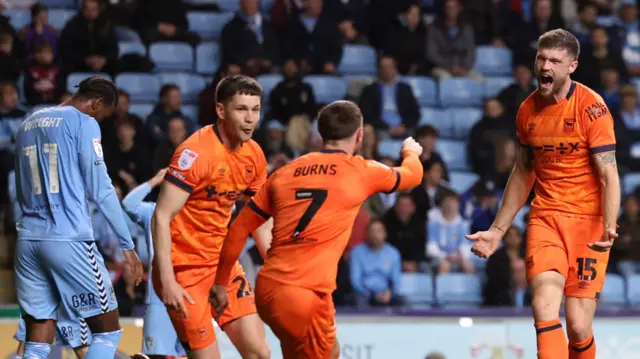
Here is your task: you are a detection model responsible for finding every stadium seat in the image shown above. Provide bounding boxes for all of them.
[439,78,484,107]
[256,74,282,100]
[66,72,111,93]
[623,173,640,194]
[627,275,640,307]
[158,73,206,103]
[115,73,161,102]
[39,0,77,7]
[344,75,375,100]
[399,273,434,306]
[195,42,220,74]
[474,46,513,76]
[304,76,347,104]
[435,139,468,171]
[5,9,29,31]
[149,42,194,72]
[600,274,627,308]
[181,104,198,123]
[128,103,154,120]
[48,9,75,30]
[188,12,234,40]
[338,45,377,75]
[448,108,483,139]
[484,76,514,98]
[377,139,403,159]
[118,41,146,57]
[512,206,529,232]
[419,108,453,137]
[401,76,438,107]
[435,273,482,308]
[447,172,479,194]
[217,0,240,12]
[596,15,616,27]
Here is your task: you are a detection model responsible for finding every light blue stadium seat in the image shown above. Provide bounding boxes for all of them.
[512,206,529,232]
[5,9,29,31]
[158,73,206,103]
[448,108,483,139]
[377,139,403,159]
[66,72,111,93]
[596,16,616,27]
[305,76,347,104]
[419,108,453,137]
[181,104,198,123]
[115,73,161,102]
[128,103,154,120]
[623,173,640,194]
[338,45,377,75]
[401,76,437,107]
[447,172,479,194]
[627,275,640,307]
[600,274,627,308]
[439,78,484,107]
[435,273,482,308]
[118,41,146,57]
[399,273,434,306]
[195,42,220,74]
[474,46,512,76]
[48,9,75,30]
[217,0,240,12]
[39,0,76,7]
[484,76,514,98]
[256,74,283,100]
[435,139,468,171]
[149,42,194,72]
[188,12,234,40]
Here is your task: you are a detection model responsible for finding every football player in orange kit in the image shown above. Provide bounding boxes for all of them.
[209,100,424,359]
[466,29,620,359]
[151,75,272,359]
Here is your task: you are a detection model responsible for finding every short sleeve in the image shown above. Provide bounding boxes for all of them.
[246,175,273,220]
[165,140,204,193]
[362,159,401,194]
[580,94,616,154]
[244,145,268,197]
[515,105,529,147]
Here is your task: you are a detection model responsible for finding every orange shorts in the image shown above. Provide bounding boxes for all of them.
[526,216,610,300]
[255,275,336,359]
[152,263,256,351]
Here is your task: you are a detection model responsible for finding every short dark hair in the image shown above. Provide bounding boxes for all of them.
[159,84,179,98]
[34,41,52,53]
[73,76,119,107]
[440,189,460,202]
[31,3,47,18]
[118,89,130,101]
[538,29,580,59]
[317,100,362,141]
[215,74,262,104]
[415,124,439,139]
[0,33,12,44]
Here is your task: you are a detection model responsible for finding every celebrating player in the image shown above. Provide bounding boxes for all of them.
[151,75,271,359]
[466,29,620,359]
[211,100,424,359]
[13,76,144,359]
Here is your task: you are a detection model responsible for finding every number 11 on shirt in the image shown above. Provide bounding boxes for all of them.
[23,143,60,194]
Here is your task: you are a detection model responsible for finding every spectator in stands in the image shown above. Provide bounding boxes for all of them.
[384,4,427,75]
[147,84,193,144]
[569,2,598,46]
[382,193,426,273]
[415,125,449,181]
[427,191,475,274]
[220,0,279,77]
[359,56,420,137]
[363,156,398,220]
[0,81,26,122]
[262,120,294,160]
[574,26,628,90]
[483,226,530,307]
[469,180,500,232]
[100,89,148,151]
[334,207,371,306]
[366,0,414,50]
[60,0,119,74]
[482,136,516,190]
[18,4,57,60]
[608,0,638,61]
[133,0,200,46]
[614,85,640,171]
[198,64,242,126]
[283,0,344,75]
[268,60,317,126]
[469,99,514,177]
[350,219,406,309]
[426,0,482,81]
[597,68,622,113]
[509,0,564,64]
[0,32,20,83]
[497,64,536,122]
[462,0,507,46]
[105,117,153,192]
[24,42,63,106]
[411,161,449,219]
[152,116,188,172]
[613,195,640,275]
[359,123,379,160]
[338,18,367,45]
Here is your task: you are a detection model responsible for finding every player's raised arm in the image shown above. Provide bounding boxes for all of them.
[122,168,166,226]
[365,137,424,194]
[243,149,273,258]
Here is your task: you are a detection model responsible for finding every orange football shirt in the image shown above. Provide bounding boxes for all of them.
[516,81,616,218]
[164,124,267,267]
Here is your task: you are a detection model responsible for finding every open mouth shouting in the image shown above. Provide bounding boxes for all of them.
[539,74,553,90]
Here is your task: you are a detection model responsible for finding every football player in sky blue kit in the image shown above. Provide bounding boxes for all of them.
[13,76,144,359]
[121,168,187,359]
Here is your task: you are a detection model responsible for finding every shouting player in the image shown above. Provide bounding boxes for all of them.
[466,29,620,359]
[13,76,144,359]
[151,75,272,359]
[211,100,424,358]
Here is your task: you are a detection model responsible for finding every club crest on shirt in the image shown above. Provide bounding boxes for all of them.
[92,138,103,158]
[564,118,575,134]
[245,164,254,181]
[178,149,198,170]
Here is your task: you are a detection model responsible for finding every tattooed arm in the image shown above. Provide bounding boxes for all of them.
[593,152,621,231]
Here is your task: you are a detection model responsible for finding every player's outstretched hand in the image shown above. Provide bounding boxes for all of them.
[588,227,618,252]
[465,227,504,258]
[123,249,144,286]
[401,137,423,157]
[148,168,168,187]
[162,278,195,318]
[209,284,229,320]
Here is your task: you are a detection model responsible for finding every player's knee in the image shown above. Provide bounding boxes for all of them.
[250,343,270,359]
[566,316,592,342]
[332,339,341,359]
[531,295,560,321]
